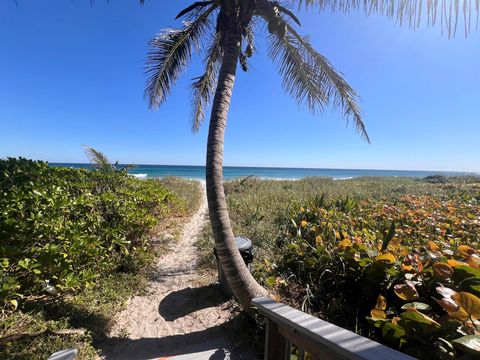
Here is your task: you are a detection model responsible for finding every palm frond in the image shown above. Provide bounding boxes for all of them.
[191,33,223,132]
[245,21,256,55]
[268,22,369,141]
[296,0,480,37]
[239,22,256,72]
[83,145,115,172]
[274,2,302,26]
[268,31,326,112]
[145,5,217,109]
[118,164,137,172]
[176,1,214,19]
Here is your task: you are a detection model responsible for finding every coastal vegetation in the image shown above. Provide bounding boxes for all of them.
[0,158,201,359]
[1,157,478,359]
[198,176,480,359]
[143,0,479,309]
[3,1,480,358]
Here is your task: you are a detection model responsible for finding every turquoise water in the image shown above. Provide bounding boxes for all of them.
[51,163,476,180]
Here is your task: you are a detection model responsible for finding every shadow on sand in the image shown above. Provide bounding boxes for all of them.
[159,284,228,322]
[100,319,254,359]
[99,284,256,359]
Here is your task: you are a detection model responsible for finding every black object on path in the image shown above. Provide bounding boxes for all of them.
[214,237,254,298]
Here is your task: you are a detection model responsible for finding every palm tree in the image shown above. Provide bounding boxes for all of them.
[83,145,136,173]
[83,145,115,172]
[143,0,478,308]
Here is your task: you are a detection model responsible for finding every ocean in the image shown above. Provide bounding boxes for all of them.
[50,163,476,180]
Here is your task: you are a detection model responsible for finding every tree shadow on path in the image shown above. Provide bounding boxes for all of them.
[98,284,256,359]
[159,284,228,321]
[99,319,255,359]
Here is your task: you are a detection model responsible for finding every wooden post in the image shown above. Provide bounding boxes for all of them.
[265,319,291,360]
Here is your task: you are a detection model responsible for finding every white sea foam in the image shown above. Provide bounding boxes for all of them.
[258,177,300,181]
[333,176,355,181]
[131,173,148,179]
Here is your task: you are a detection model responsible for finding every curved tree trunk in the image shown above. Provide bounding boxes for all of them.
[206,25,268,308]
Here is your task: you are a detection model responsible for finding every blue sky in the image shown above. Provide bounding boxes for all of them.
[0,1,479,172]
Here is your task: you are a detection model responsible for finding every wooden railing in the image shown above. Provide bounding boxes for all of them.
[252,297,416,360]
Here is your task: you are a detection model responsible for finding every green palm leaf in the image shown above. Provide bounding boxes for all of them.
[191,32,223,132]
[145,5,217,109]
[296,0,479,37]
[176,1,214,19]
[83,145,114,172]
[268,22,369,141]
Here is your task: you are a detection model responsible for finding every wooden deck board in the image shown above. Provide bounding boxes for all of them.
[252,297,415,360]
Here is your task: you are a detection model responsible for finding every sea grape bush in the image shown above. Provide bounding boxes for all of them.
[0,158,177,309]
[267,193,480,359]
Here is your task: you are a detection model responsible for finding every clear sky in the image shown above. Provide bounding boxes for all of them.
[1,1,479,172]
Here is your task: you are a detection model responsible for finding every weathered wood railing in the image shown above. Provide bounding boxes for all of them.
[252,297,416,360]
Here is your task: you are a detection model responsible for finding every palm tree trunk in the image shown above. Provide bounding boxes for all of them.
[206,26,268,308]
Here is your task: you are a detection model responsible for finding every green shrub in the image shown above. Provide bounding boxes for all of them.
[269,194,480,359]
[0,158,176,308]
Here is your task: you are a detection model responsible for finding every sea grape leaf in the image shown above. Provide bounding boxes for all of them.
[458,245,476,259]
[358,257,373,267]
[409,309,440,327]
[434,297,460,313]
[381,322,405,345]
[375,253,396,264]
[460,278,480,297]
[433,262,454,280]
[454,266,480,283]
[452,292,480,320]
[338,239,352,250]
[376,294,387,310]
[394,281,419,301]
[452,335,480,354]
[467,254,480,269]
[399,247,409,257]
[448,259,470,268]
[449,308,470,322]
[370,308,387,320]
[401,302,432,311]
[428,250,443,261]
[428,240,440,251]
[399,309,441,332]
[437,285,458,299]
[389,237,402,248]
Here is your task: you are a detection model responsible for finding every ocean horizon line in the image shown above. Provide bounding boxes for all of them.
[50,162,478,174]
[50,163,478,180]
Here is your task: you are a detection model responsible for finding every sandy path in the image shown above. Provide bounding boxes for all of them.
[101,181,240,359]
